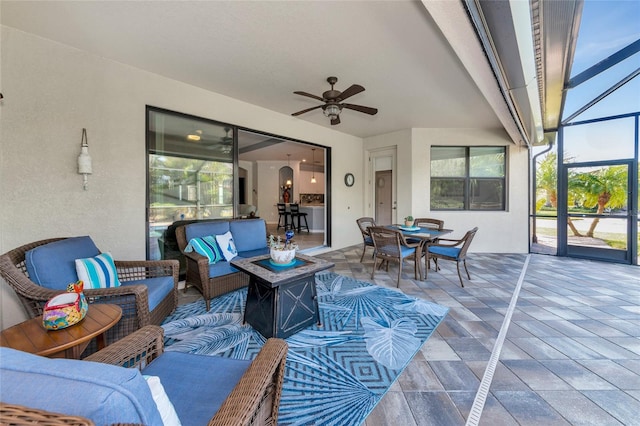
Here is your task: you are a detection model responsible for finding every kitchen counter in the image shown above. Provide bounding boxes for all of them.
[299,205,324,232]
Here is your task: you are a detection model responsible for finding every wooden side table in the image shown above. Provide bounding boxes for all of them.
[0,304,122,359]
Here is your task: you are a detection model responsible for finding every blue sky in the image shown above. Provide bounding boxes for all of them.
[563,0,640,122]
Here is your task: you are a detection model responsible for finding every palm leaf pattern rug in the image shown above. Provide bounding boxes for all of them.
[162,272,448,425]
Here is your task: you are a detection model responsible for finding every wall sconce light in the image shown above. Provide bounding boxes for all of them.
[77,128,92,190]
[310,148,317,183]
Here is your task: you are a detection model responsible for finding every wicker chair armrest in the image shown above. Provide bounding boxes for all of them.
[82,285,149,330]
[84,325,164,369]
[0,402,95,426]
[398,233,421,249]
[428,238,463,248]
[114,259,178,282]
[209,338,288,426]
[182,250,205,263]
[181,251,213,286]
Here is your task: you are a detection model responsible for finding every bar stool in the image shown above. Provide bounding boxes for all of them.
[289,204,309,233]
[277,203,291,230]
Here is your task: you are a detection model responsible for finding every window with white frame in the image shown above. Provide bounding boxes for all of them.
[430,146,506,210]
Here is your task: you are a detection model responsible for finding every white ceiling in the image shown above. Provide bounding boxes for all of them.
[1,0,506,161]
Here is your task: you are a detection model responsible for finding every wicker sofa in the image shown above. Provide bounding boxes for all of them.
[0,325,288,426]
[176,218,269,311]
[0,237,178,347]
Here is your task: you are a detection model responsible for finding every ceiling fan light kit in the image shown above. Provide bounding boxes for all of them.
[292,76,378,125]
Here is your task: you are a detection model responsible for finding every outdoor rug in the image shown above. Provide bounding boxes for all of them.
[161,272,449,425]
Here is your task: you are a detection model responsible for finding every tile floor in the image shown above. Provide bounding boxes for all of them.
[179,245,640,425]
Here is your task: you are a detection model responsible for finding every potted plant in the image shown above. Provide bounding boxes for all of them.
[268,231,298,264]
[404,215,414,227]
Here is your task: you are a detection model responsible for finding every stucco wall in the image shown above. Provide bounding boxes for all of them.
[0,26,530,329]
[363,128,529,253]
[411,128,529,252]
[0,26,364,328]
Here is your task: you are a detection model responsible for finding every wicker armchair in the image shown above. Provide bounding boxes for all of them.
[0,326,288,426]
[369,226,421,286]
[356,217,376,262]
[0,238,179,347]
[426,227,478,287]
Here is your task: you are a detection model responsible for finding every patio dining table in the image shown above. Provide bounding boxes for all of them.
[387,225,453,280]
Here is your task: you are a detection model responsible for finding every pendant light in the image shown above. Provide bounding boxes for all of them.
[311,149,317,184]
[285,154,292,186]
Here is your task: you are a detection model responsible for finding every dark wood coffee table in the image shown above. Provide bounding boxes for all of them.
[231,253,334,339]
[0,304,122,358]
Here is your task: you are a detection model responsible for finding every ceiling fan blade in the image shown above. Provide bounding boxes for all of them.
[293,91,324,101]
[331,115,341,125]
[343,103,378,115]
[339,84,365,101]
[291,105,322,116]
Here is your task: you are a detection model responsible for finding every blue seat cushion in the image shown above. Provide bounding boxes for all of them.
[230,219,267,252]
[25,236,100,290]
[428,246,461,259]
[142,351,251,426]
[237,247,269,259]
[121,276,174,311]
[208,261,239,278]
[185,221,230,243]
[379,244,415,259]
[364,236,374,245]
[0,347,163,425]
[206,247,269,279]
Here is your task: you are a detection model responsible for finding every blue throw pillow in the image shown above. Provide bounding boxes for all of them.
[75,252,121,289]
[185,236,223,264]
[25,236,100,290]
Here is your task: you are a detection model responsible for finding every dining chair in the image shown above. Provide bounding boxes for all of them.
[277,203,291,230]
[425,227,478,287]
[414,218,444,231]
[289,204,309,232]
[356,217,376,262]
[410,218,445,272]
[369,226,421,286]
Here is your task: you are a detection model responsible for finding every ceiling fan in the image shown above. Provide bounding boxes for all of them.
[215,127,233,154]
[291,76,378,125]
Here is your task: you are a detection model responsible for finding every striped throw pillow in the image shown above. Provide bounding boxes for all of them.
[185,236,223,264]
[75,252,121,289]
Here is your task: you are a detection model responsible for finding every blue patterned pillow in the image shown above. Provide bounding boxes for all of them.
[75,252,121,289]
[185,236,223,264]
[215,231,238,261]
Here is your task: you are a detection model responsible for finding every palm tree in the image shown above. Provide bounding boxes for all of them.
[570,165,628,237]
[536,152,583,236]
[536,152,557,208]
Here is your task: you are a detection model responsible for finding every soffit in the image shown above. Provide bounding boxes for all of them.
[1,0,505,140]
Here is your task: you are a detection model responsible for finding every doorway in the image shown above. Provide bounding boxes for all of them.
[560,161,636,263]
[368,148,397,225]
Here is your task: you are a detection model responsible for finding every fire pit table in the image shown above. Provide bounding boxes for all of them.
[231,253,334,339]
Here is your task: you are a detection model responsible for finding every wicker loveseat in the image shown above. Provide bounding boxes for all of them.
[176,218,269,311]
[0,325,288,426]
[0,237,178,347]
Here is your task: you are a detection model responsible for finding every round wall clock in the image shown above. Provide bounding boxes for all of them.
[344,173,355,187]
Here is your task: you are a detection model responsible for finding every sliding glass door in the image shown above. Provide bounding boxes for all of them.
[146,107,236,273]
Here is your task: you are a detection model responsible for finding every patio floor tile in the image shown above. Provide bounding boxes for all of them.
[491,390,571,425]
[178,250,639,425]
[536,390,624,426]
